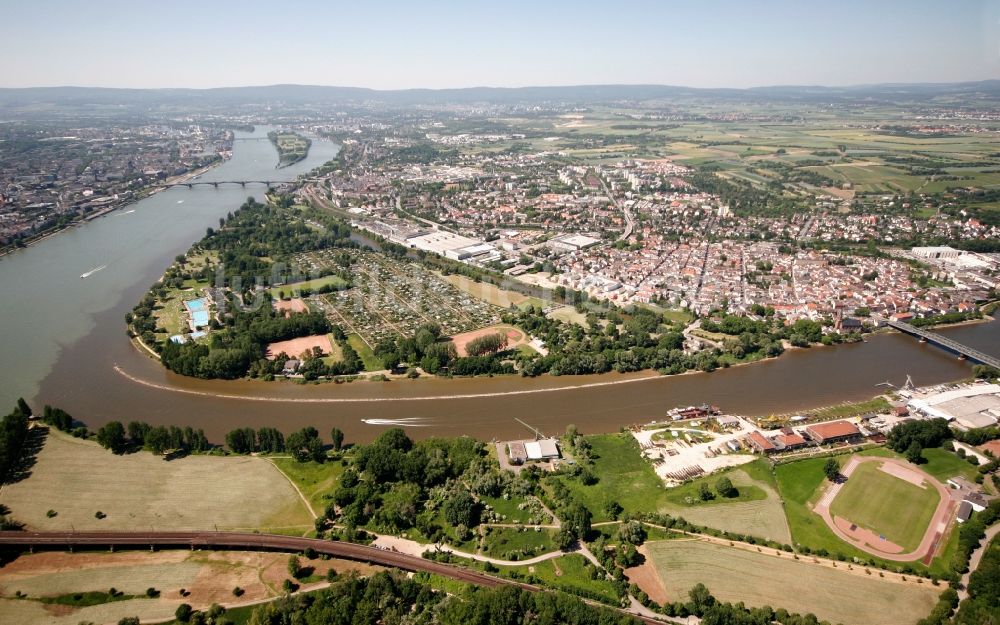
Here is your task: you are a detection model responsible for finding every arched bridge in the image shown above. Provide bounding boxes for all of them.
[889,320,1000,368]
[165,180,279,189]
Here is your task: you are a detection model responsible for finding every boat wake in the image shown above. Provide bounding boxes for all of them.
[80,264,107,279]
[361,418,429,427]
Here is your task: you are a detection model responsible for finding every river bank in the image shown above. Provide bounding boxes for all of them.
[0,160,226,261]
[5,129,998,446]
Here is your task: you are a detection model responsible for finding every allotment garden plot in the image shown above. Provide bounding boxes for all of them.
[294,249,500,348]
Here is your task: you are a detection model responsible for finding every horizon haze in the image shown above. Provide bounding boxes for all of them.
[2,0,998,90]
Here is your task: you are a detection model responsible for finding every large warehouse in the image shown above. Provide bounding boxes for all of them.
[908,383,1000,429]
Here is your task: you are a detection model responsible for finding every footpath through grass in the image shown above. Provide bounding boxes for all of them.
[513,554,620,604]
[270,457,344,515]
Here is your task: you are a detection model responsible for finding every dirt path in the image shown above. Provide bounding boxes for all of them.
[812,456,955,562]
[958,522,1000,600]
[265,458,318,520]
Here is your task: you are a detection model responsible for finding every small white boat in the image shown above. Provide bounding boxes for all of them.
[80,264,107,279]
[361,418,427,427]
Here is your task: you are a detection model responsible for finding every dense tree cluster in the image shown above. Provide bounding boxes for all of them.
[94,420,209,455]
[886,418,953,453]
[505,306,787,377]
[200,198,352,290]
[245,570,640,625]
[0,401,30,482]
[465,332,509,357]
[953,533,1000,624]
[287,426,325,462]
[328,428,487,537]
[372,323,514,377]
[159,304,335,379]
[40,405,74,432]
[225,427,286,454]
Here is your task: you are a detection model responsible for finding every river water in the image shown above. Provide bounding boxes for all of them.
[2,129,998,444]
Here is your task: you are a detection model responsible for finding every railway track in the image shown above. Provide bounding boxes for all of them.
[0,531,673,624]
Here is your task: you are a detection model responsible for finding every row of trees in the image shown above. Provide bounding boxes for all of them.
[225,425,337,462]
[95,420,210,456]
[0,400,31,482]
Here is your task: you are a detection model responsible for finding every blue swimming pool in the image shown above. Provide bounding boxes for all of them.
[185,298,208,312]
[184,298,210,328]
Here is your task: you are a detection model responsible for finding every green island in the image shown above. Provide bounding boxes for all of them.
[267,130,311,167]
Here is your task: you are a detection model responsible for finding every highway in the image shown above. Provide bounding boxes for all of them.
[0,531,674,624]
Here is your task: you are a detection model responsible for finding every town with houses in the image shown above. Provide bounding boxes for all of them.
[0,124,232,248]
[303,134,1000,329]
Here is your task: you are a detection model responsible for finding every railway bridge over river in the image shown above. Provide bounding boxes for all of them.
[164,180,280,189]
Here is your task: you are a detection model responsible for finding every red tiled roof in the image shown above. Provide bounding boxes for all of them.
[747,431,775,451]
[777,433,807,447]
[807,420,860,440]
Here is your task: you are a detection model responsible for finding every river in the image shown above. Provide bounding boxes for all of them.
[1,129,998,445]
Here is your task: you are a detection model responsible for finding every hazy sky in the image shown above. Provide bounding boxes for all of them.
[3,0,999,89]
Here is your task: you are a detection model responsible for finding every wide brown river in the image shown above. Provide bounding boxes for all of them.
[3,129,999,444]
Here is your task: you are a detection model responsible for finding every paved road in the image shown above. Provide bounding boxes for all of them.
[0,530,671,624]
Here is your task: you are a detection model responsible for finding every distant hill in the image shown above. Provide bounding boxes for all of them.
[1,80,998,108]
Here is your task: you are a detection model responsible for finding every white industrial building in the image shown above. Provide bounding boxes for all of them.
[907,383,1000,429]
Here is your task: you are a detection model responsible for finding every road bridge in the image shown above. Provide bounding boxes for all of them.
[888,320,1000,368]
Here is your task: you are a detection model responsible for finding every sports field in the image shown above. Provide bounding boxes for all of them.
[266,333,335,361]
[828,460,940,552]
[645,539,939,625]
[450,324,526,357]
[0,430,312,532]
